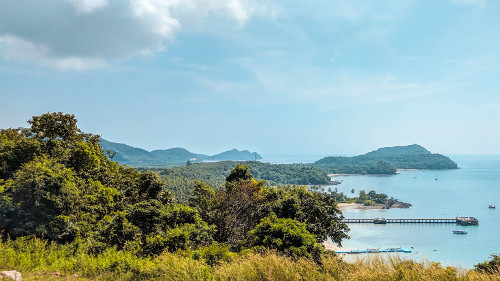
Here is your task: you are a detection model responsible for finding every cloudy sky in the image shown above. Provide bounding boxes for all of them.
[1,0,499,155]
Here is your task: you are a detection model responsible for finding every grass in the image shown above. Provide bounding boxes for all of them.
[1,237,499,280]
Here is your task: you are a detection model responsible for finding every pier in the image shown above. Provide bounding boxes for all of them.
[342,217,478,225]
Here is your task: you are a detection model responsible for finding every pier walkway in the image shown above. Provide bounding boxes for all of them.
[342,217,478,225]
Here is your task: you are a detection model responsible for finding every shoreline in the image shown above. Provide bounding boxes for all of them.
[338,202,386,210]
[323,240,347,252]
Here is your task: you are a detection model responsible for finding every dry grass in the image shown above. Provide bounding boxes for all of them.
[1,238,499,280]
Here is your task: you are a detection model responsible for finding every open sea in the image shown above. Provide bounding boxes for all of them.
[261,154,500,268]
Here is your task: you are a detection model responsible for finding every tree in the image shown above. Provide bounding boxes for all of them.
[475,254,500,274]
[189,165,266,249]
[0,112,211,255]
[257,186,349,245]
[246,213,323,261]
[28,112,82,141]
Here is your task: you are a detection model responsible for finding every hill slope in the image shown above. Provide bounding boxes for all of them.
[314,144,457,174]
[100,139,262,167]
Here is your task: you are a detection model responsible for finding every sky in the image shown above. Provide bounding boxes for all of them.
[1,0,500,156]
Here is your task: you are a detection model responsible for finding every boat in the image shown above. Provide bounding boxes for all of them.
[335,248,412,254]
[489,205,496,209]
[373,218,387,224]
[329,179,343,185]
[456,216,479,225]
[453,230,467,234]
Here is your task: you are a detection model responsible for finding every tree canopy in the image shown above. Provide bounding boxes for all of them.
[0,112,349,262]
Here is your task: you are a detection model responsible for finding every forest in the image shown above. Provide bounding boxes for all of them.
[313,144,457,175]
[145,161,330,203]
[0,113,497,280]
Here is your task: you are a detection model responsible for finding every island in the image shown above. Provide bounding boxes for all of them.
[313,144,457,175]
[100,138,262,167]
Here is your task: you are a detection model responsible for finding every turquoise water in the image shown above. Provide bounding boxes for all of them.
[330,155,500,267]
[261,154,500,267]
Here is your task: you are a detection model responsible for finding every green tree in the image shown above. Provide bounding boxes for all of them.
[0,112,211,256]
[246,213,323,261]
[475,254,500,274]
[257,185,349,245]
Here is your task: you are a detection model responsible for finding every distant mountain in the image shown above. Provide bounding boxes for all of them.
[208,149,260,161]
[100,139,262,167]
[364,144,431,157]
[314,144,457,174]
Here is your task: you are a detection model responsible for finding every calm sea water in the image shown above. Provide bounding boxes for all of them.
[262,154,500,267]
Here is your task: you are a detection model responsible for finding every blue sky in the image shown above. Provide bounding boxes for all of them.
[1,0,499,155]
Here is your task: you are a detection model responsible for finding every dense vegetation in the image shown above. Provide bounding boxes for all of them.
[0,113,348,275]
[146,161,330,203]
[1,238,498,280]
[100,139,262,167]
[314,144,457,174]
[0,113,497,280]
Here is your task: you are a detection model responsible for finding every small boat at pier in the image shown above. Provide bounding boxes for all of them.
[453,230,467,234]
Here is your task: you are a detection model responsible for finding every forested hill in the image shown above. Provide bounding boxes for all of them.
[100,139,262,166]
[144,161,330,203]
[314,144,457,175]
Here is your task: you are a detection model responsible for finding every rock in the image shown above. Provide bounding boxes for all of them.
[0,271,22,281]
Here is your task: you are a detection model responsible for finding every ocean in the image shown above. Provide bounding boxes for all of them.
[261,154,500,268]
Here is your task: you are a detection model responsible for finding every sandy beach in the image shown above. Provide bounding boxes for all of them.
[338,202,386,210]
[323,240,346,252]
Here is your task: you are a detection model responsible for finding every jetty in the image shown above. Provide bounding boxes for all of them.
[336,248,412,254]
[342,217,478,225]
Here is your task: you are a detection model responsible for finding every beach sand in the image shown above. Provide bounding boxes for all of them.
[338,202,385,210]
[323,240,345,251]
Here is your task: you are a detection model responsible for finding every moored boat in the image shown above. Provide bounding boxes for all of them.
[453,230,467,234]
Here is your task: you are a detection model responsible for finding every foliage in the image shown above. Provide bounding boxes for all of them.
[475,254,500,274]
[256,185,349,245]
[246,213,323,261]
[148,161,329,204]
[314,144,457,175]
[190,164,266,249]
[100,138,262,167]
[356,190,388,204]
[192,242,234,266]
[0,112,211,255]
[315,154,456,175]
[1,237,500,280]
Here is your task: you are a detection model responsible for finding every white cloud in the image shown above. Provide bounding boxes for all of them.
[0,0,259,70]
[0,34,105,70]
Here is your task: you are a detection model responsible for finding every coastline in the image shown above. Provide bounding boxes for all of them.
[338,203,386,210]
[323,240,346,252]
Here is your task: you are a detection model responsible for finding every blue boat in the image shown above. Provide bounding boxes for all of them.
[336,247,412,254]
[453,230,467,234]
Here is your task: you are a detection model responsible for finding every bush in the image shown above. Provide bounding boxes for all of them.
[363,200,376,206]
[193,242,234,266]
[246,213,323,262]
[475,254,500,274]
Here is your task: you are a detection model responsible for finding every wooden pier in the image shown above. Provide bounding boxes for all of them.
[343,217,478,225]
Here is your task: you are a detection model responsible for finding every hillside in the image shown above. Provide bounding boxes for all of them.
[100,139,262,166]
[145,161,330,203]
[314,144,457,174]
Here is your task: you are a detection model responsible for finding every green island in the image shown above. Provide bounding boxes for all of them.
[0,113,497,281]
[313,144,458,175]
[100,139,262,167]
[322,187,412,209]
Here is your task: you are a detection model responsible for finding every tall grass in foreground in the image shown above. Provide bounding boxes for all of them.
[1,238,499,280]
